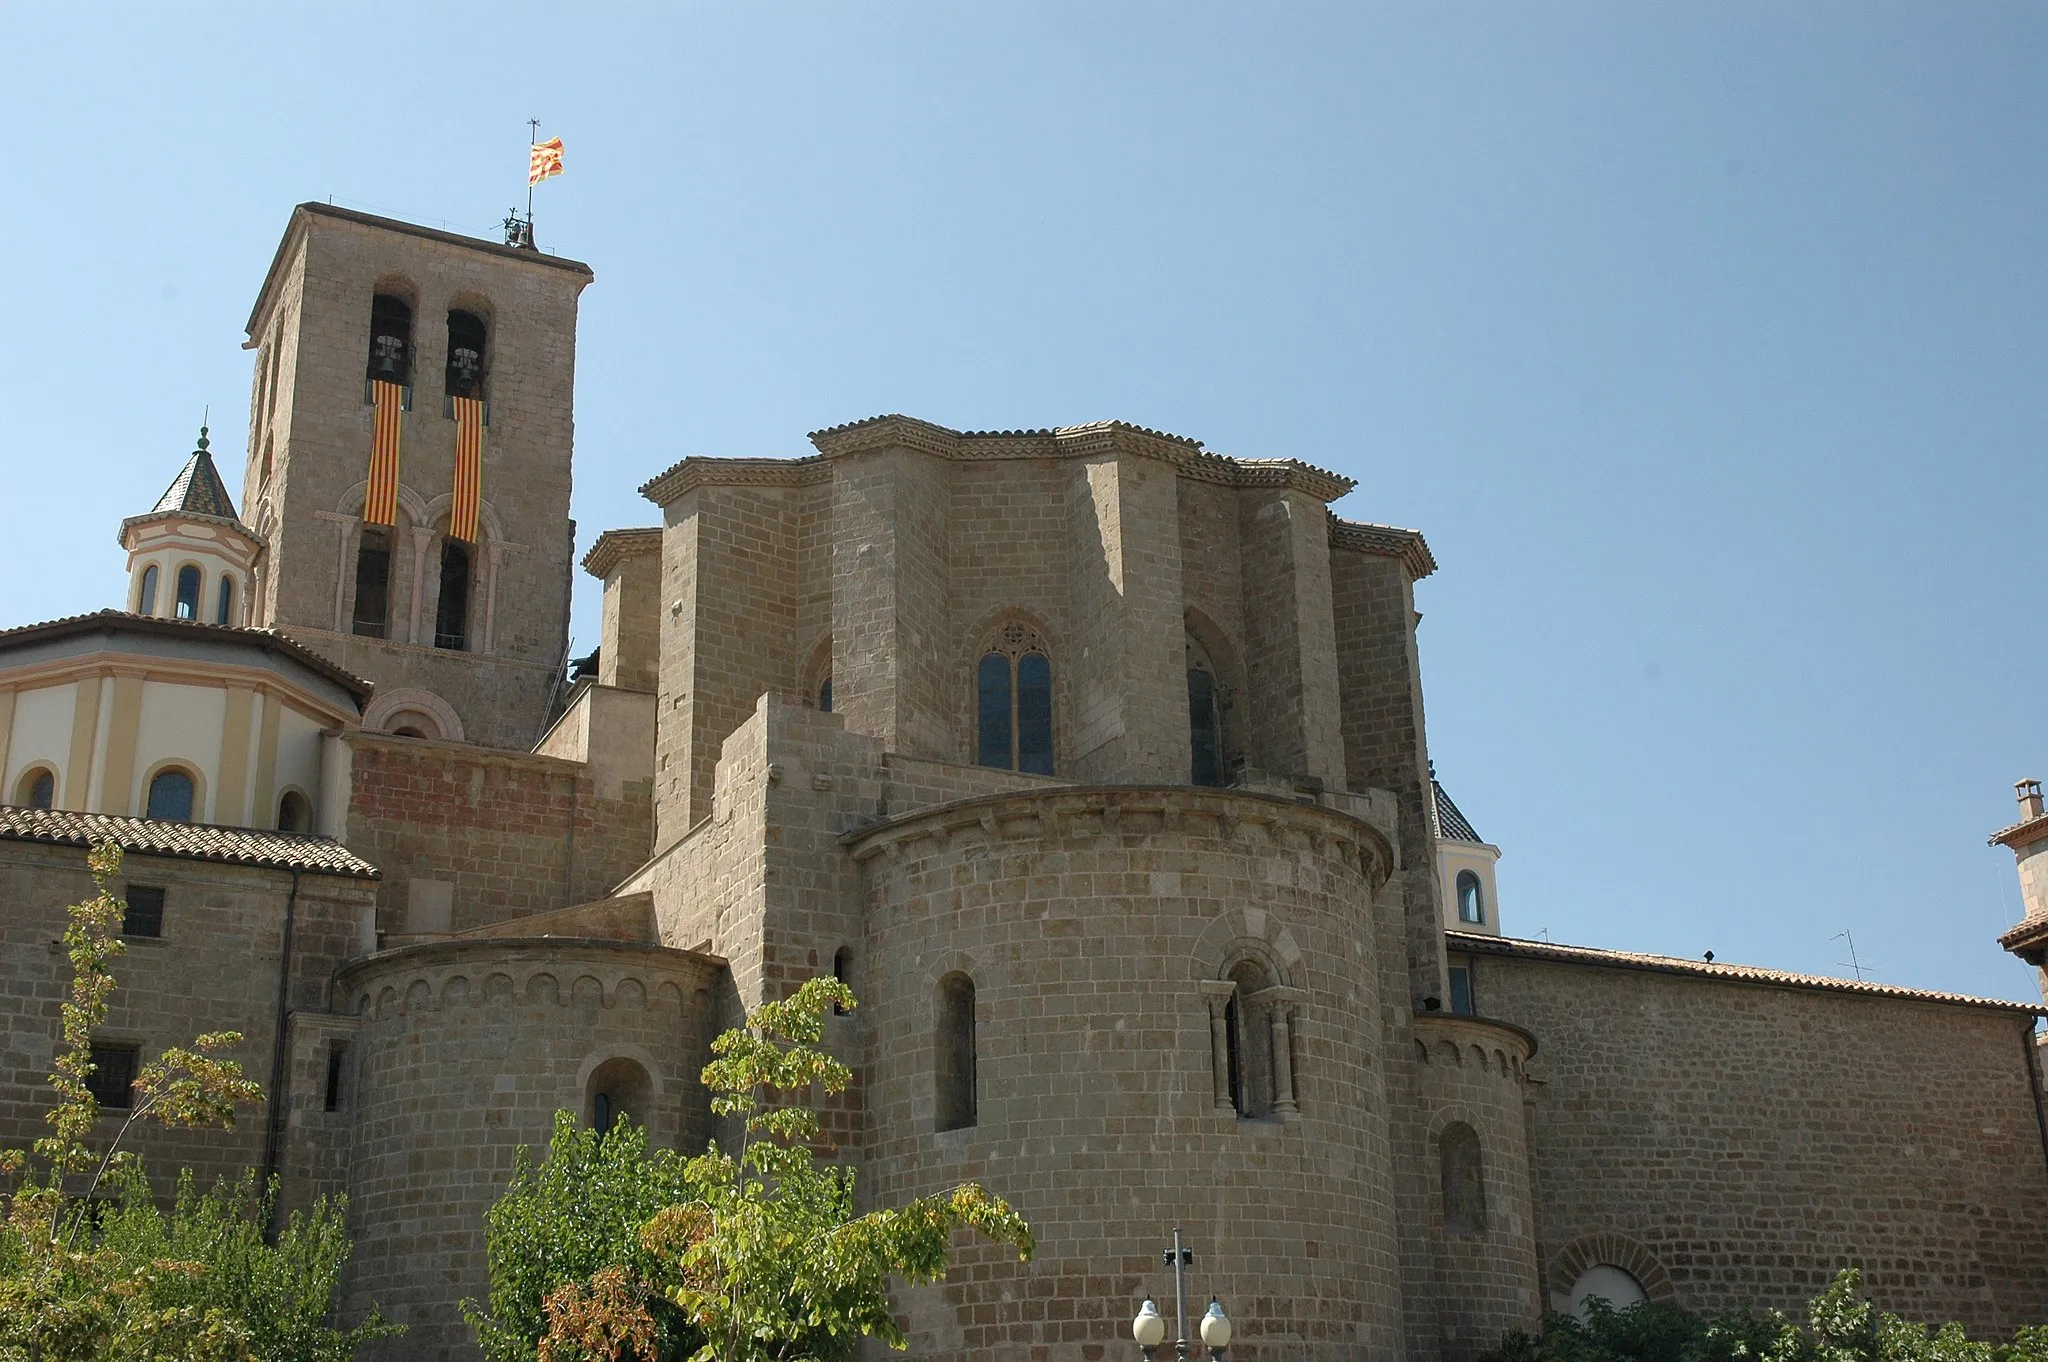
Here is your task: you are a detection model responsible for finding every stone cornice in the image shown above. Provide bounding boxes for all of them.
[580,527,664,579]
[119,509,263,552]
[639,415,1358,507]
[335,935,727,1002]
[1411,1010,1539,1062]
[1329,514,1437,581]
[1989,812,2048,852]
[638,456,831,507]
[1997,915,2048,966]
[839,784,1395,887]
[246,202,592,342]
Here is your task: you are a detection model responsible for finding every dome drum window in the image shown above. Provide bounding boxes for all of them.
[145,767,196,823]
[1456,871,1486,926]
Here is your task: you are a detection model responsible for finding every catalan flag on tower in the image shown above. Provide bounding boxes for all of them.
[449,397,485,543]
[529,136,565,187]
[365,380,404,527]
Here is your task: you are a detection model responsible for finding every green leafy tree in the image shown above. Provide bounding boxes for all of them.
[0,843,398,1361]
[475,977,1033,1362]
[464,1113,703,1362]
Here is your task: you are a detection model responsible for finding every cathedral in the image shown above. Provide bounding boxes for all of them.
[2,202,2045,1362]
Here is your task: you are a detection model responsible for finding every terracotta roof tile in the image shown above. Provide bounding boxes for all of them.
[1448,931,2044,1015]
[0,806,379,879]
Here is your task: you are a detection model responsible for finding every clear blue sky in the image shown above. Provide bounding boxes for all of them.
[5,4,2045,1004]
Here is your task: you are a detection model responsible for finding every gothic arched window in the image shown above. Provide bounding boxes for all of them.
[173,566,201,621]
[352,528,391,639]
[1440,1122,1487,1237]
[1457,871,1485,925]
[215,575,235,627]
[434,540,470,651]
[366,294,413,387]
[935,972,977,1132]
[146,768,196,822]
[974,621,1053,775]
[136,565,159,616]
[445,309,488,399]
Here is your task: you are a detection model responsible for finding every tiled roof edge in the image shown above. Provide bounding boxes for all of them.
[1449,931,2045,1015]
[0,805,380,879]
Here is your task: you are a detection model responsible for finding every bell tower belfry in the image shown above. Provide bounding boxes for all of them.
[238,203,593,749]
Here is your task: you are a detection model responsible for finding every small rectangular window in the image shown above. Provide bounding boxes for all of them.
[121,886,165,939]
[86,1044,140,1109]
[1448,966,1474,1017]
[324,1042,349,1113]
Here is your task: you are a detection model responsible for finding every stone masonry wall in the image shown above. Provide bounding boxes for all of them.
[342,731,651,935]
[1331,543,1446,1011]
[0,843,375,1214]
[847,786,1403,1362]
[1473,952,2048,1336]
[248,207,591,750]
[338,939,720,1362]
[1397,1016,1542,1362]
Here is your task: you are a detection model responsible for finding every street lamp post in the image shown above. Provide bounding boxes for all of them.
[1131,1229,1231,1362]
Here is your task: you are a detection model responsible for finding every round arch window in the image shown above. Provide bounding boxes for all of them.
[1456,870,1485,925]
[585,1057,653,1137]
[1569,1265,1647,1320]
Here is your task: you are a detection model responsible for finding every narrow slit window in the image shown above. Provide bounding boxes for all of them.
[832,946,851,1014]
[1440,1123,1487,1236]
[1448,965,1474,1016]
[434,540,470,650]
[352,528,391,639]
[324,1043,349,1112]
[174,566,201,621]
[215,575,235,626]
[1189,666,1223,786]
[935,972,977,1131]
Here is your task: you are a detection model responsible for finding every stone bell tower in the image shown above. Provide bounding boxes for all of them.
[237,203,593,749]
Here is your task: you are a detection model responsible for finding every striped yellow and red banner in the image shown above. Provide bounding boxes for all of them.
[366,379,404,527]
[450,396,485,543]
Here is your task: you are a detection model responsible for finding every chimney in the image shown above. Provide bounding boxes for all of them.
[2019,779,2045,822]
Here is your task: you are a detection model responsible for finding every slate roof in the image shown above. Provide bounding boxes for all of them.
[0,806,379,879]
[1431,777,1484,844]
[1448,931,2045,1015]
[150,435,242,522]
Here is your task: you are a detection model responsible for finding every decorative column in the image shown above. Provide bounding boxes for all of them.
[1249,985,1306,1121]
[408,525,436,645]
[1197,980,1237,1113]
[314,511,355,630]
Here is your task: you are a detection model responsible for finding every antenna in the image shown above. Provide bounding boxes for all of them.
[1831,930,1873,981]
